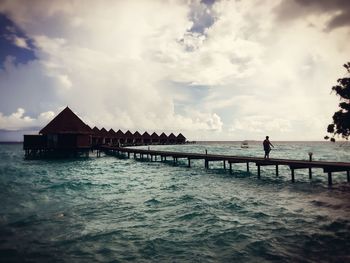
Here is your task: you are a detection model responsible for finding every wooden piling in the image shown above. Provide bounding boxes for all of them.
[223,160,226,170]
[188,158,191,168]
[246,162,249,172]
[257,165,261,179]
[276,165,279,176]
[309,168,312,179]
[229,162,232,175]
[328,172,332,185]
[291,169,295,183]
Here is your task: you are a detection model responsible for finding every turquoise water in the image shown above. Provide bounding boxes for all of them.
[0,142,350,262]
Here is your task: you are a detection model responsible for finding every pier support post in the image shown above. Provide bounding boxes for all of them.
[229,162,232,175]
[134,153,136,159]
[188,158,191,168]
[309,168,312,179]
[347,171,349,182]
[205,159,209,169]
[246,163,249,172]
[223,160,226,170]
[257,165,261,179]
[128,152,130,159]
[173,157,176,165]
[291,169,295,183]
[328,172,332,185]
[276,165,279,176]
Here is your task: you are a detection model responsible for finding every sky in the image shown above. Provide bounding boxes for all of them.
[0,0,349,141]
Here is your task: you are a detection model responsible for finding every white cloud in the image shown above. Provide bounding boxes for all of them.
[0,0,349,140]
[0,108,54,130]
[230,115,291,133]
[13,36,30,49]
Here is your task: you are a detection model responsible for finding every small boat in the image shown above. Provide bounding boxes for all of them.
[241,141,249,148]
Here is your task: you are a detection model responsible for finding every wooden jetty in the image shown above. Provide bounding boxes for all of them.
[101,146,350,185]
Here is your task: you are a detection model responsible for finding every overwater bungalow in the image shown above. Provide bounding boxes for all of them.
[116,129,125,145]
[142,132,151,145]
[23,106,92,158]
[159,132,168,144]
[133,131,142,145]
[92,126,102,146]
[176,133,186,144]
[108,129,117,145]
[151,132,160,144]
[124,130,134,144]
[100,128,109,144]
[23,106,188,158]
[168,133,176,144]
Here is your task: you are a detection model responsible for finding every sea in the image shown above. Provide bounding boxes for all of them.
[0,141,350,262]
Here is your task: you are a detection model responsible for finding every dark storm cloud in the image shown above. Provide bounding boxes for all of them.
[275,0,350,30]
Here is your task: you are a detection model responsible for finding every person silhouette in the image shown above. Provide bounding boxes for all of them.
[263,136,274,159]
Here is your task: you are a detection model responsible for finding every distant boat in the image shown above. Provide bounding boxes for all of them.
[241,141,249,148]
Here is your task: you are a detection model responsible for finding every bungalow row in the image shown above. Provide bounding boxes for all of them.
[91,128,186,146]
[23,107,186,158]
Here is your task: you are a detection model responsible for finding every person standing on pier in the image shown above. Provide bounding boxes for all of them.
[263,136,274,159]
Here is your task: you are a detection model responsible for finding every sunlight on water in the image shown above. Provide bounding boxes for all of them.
[0,142,349,262]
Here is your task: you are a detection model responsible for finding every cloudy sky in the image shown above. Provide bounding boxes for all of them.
[0,0,349,141]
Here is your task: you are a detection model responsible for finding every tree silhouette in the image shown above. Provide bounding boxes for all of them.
[325,62,350,142]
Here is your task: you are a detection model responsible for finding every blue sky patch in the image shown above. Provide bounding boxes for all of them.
[0,13,36,68]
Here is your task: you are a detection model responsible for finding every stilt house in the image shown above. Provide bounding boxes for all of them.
[168,133,176,144]
[23,107,92,157]
[142,132,151,145]
[159,132,168,144]
[151,132,160,144]
[133,131,142,145]
[176,133,186,144]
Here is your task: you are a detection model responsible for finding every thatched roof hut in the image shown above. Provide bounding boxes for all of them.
[108,128,116,137]
[176,133,186,144]
[36,106,91,149]
[116,129,125,144]
[159,132,168,144]
[133,131,142,144]
[92,126,100,136]
[150,132,159,144]
[40,106,91,135]
[142,131,151,144]
[124,130,133,144]
[168,133,176,144]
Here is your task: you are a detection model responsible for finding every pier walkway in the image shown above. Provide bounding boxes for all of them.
[101,146,350,185]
